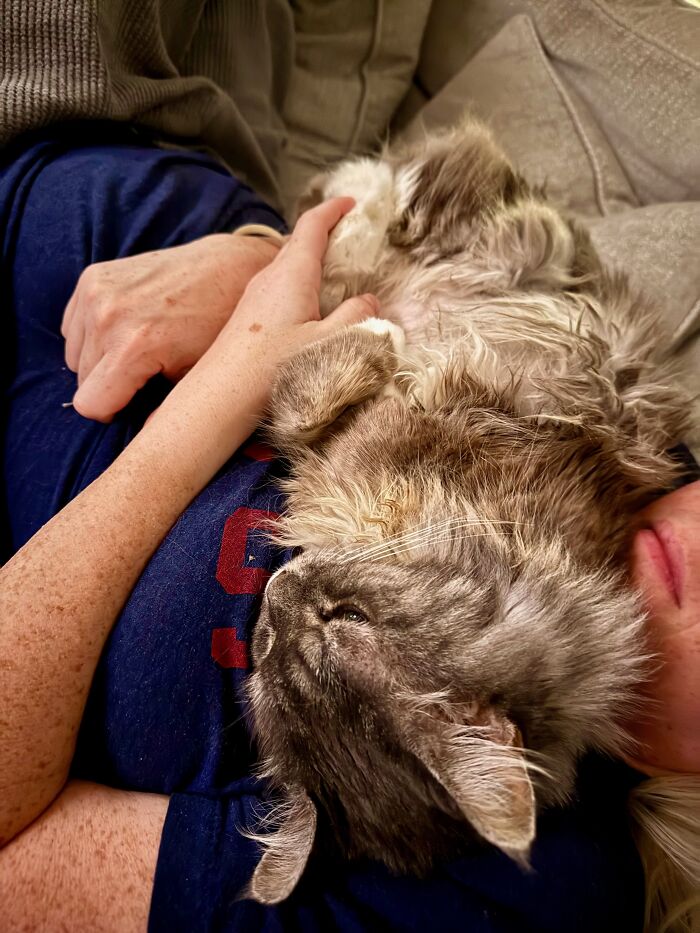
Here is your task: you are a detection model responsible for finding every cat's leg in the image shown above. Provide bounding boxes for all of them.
[299,159,400,316]
[267,320,405,452]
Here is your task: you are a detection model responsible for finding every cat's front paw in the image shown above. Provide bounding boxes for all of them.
[355,318,406,357]
[323,160,396,274]
[267,324,403,453]
[353,319,406,401]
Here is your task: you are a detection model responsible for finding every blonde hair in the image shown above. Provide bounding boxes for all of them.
[630,775,700,932]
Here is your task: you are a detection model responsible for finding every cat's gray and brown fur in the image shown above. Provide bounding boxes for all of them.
[245,120,699,927]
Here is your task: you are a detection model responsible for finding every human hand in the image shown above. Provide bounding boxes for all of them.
[61,233,282,422]
[148,198,378,480]
[212,196,378,372]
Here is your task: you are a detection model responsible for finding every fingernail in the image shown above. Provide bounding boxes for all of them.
[361,293,379,312]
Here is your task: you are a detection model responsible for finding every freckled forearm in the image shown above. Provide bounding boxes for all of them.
[0,781,168,930]
[0,349,273,845]
[0,194,345,844]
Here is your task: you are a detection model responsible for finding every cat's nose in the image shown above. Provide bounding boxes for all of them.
[264,567,301,612]
[263,567,328,630]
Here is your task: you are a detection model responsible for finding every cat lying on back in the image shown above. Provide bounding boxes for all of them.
[244,119,696,926]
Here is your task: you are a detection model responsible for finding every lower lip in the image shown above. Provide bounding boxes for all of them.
[636,524,683,607]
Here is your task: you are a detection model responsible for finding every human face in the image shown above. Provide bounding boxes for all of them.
[629,479,700,773]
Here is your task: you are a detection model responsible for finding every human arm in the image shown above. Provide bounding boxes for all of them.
[0,780,168,932]
[62,231,284,423]
[0,196,376,846]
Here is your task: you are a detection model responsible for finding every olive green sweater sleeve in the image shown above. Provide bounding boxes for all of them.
[0,0,293,209]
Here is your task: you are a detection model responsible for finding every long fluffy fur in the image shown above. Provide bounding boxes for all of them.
[248,119,697,925]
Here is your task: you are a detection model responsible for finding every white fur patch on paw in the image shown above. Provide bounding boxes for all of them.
[355,318,406,355]
[323,160,396,275]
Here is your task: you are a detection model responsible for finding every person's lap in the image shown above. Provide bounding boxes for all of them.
[0,127,644,932]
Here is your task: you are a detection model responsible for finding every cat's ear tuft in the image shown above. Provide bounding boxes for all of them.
[248,787,317,905]
[401,699,536,860]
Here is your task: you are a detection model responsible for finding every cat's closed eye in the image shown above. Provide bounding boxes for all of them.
[320,604,368,625]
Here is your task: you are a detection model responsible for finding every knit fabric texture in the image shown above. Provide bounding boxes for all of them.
[0,0,293,208]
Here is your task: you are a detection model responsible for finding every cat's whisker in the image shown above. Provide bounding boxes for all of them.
[349,534,496,564]
[339,518,526,563]
[344,528,479,563]
[357,532,505,563]
[344,520,527,564]
[338,521,480,562]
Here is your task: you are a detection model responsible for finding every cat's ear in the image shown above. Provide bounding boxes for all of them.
[248,787,317,904]
[401,702,536,860]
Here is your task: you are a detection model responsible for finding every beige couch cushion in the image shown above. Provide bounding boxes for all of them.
[587,204,700,446]
[399,14,639,218]
[400,13,698,328]
[411,0,700,205]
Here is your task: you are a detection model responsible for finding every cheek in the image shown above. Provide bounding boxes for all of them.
[333,626,424,697]
[335,626,386,679]
[627,623,700,773]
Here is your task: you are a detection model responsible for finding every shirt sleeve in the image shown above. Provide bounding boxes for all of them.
[148,782,262,933]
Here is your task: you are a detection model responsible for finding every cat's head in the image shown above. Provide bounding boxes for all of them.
[246,529,647,903]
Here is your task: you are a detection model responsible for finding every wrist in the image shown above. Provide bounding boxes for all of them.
[227,227,286,265]
[136,338,274,487]
[204,231,281,268]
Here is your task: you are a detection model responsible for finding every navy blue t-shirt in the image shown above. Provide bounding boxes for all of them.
[1,129,644,932]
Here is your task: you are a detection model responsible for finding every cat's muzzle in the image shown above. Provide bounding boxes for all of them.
[253,567,317,665]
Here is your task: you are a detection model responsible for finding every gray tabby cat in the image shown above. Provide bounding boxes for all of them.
[245,119,700,929]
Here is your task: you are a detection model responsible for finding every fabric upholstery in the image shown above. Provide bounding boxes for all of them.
[399,15,639,218]
[410,0,700,205]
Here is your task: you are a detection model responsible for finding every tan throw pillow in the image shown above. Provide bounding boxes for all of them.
[400,14,639,218]
[412,0,700,205]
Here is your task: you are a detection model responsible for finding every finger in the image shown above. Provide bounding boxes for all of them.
[62,281,88,372]
[64,312,86,373]
[319,293,379,333]
[61,282,80,339]
[283,197,355,263]
[77,329,105,386]
[269,198,356,303]
[72,352,155,423]
[248,198,354,299]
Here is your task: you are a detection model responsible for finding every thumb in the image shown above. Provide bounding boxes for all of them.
[320,293,379,333]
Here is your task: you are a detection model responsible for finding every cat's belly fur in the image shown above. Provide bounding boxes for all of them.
[375,293,428,342]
